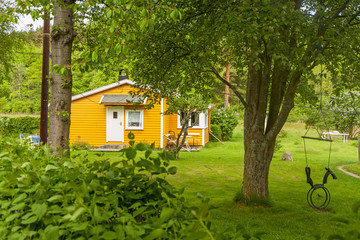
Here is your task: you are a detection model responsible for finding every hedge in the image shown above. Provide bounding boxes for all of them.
[0,116,40,135]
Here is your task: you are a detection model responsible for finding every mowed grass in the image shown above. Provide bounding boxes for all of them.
[79,123,360,239]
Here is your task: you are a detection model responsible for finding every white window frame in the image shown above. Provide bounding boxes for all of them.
[205,111,208,128]
[125,109,144,130]
[177,111,206,129]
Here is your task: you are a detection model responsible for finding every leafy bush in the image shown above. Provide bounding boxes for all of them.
[330,91,360,138]
[0,99,40,113]
[0,116,40,135]
[274,138,282,153]
[0,133,212,239]
[209,124,221,142]
[211,108,239,141]
[70,141,94,151]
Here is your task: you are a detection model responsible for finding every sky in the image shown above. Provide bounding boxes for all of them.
[16,14,45,31]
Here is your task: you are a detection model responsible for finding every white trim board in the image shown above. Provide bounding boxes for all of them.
[160,98,164,148]
[72,80,135,101]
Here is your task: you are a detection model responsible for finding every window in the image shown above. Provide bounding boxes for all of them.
[126,110,144,130]
[113,112,118,119]
[191,112,200,127]
[178,111,201,128]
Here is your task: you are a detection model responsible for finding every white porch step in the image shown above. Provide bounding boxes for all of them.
[90,144,127,152]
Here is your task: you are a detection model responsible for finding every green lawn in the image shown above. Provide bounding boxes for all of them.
[79,123,360,239]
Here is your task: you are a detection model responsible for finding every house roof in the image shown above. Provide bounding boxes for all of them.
[99,94,147,104]
[71,79,135,101]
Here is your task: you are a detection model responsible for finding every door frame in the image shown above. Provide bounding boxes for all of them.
[106,106,125,142]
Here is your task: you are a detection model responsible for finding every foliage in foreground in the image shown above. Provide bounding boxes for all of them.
[0,134,212,240]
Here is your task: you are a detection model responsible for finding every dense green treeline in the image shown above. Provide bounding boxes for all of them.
[0,29,241,114]
[0,29,120,113]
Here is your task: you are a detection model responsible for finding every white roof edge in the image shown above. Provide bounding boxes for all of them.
[71,79,135,101]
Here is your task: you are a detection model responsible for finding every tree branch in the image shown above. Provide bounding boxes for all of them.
[210,66,247,107]
[257,39,271,133]
[331,0,351,19]
[347,10,360,26]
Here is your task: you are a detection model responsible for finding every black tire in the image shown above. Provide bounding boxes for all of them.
[307,184,331,209]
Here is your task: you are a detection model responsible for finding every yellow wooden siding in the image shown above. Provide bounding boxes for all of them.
[70,84,162,147]
[123,105,161,147]
[71,84,209,148]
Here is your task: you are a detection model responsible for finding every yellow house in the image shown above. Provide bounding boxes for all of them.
[70,79,211,149]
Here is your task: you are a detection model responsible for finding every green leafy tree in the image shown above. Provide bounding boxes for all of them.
[8,0,360,202]
[0,34,43,113]
[96,0,360,201]
[11,0,75,154]
[9,1,136,155]
[163,92,208,159]
[0,0,18,75]
[330,91,360,138]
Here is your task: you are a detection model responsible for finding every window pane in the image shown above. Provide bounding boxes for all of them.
[128,111,141,127]
[191,112,200,126]
[113,112,118,119]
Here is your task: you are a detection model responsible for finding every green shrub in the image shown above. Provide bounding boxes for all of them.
[211,108,239,141]
[0,133,212,239]
[0,99,41,114]
[0,116,40,135]
[70,141,94,151]
[209,124,221,142]
[278,129,288,138]
[274,138,282,153]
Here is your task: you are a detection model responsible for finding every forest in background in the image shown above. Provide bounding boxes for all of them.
[0,27,244,114]
[0,28,122,113]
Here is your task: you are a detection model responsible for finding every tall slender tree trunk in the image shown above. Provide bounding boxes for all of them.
[48,0,75,156]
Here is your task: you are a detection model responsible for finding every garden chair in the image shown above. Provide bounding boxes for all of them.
[164,131,177,151]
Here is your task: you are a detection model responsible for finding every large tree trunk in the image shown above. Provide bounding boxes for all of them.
[243,127,276,199]
[48,0,75,156]
[241,51,304,201]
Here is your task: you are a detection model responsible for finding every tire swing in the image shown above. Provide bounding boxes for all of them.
[302,134,337,209]
[301,62,337,209]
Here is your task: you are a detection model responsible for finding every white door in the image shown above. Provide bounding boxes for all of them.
[106,106,124,142]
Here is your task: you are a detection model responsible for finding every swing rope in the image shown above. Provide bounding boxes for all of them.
[303,137,308,167]
[327,140,332,168]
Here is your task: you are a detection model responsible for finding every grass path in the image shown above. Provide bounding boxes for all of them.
[337,165,360,179]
